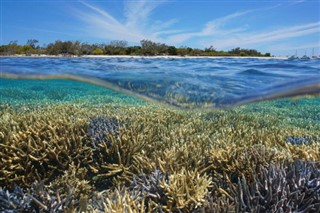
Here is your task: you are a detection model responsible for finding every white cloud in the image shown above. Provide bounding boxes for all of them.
[165,10,250,44]
[163,4,283,45]
[74,0,319,55]
[267,42,320,53]
[287,0,307,6]
[208,22,320,49]
[124,0,164,30]
[76,0,172,43]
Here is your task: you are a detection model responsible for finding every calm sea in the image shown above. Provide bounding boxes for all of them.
[1,57,319,109]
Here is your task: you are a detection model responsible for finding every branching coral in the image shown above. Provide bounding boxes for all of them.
[285,135,318,145]
[130,169,168,208]
[209,144,292,182]
[0,115,92,188]
[0,97,319,212]
[87,116,121,149]
[160,168,212,212]
[88,187,146,213]
[0,186,30,212]
[231,160,320,212]
[0,181,79,213]
[49,162,92,210]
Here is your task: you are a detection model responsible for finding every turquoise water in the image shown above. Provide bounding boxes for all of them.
[1,57,319,108]
[0,78,145,107]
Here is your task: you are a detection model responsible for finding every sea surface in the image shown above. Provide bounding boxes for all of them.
[0,57,319,212]
[1,57,319,108]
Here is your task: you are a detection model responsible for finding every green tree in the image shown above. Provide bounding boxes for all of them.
[92,47,104,55]
[18,45,33,55]
[46,40,63,55]
[167,46,177,55]
[80,43,94,55]
[140,39,158,55]
[105,40,127,55]
[6,41,19,55]
[177,46,191,56]
[26,39,39,49]
[126,46,141,55]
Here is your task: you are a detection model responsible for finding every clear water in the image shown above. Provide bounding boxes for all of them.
[1,57,319,109]
[0,78,145,107]
[0,57,320,212]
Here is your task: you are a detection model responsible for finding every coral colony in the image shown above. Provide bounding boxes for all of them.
[0,96,319,212]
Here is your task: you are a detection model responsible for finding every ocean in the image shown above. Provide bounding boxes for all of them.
[0,57,319,212]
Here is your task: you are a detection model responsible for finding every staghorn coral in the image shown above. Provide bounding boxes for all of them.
[285,135,319,145]
[0,114,92,188]
[130,169,168,207]
[87,116,121,149]
[0,95,319,212]
[88,126,146,189]
[0,186,30,212]
[192,194,235,213]
[26,181,74,213]
[88,187,148,213]
[231,160,320,212]
[49,162,92,211]
[209,144,292,182]
[160,168,212,212]
[0,181,78,213]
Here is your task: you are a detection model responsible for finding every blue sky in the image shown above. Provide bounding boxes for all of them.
[1,0,320,56]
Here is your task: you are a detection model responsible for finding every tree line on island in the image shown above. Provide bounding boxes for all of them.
[0,39,271,57]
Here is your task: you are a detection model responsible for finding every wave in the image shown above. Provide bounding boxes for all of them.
[239,69,273,76]
[1,72,319,109]
[1,57,319,109]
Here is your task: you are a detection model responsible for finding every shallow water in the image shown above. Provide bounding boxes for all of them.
[1,57,319,108]
[0,57,319,212]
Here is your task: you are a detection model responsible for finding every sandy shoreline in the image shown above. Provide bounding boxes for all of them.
[0,54,288,60]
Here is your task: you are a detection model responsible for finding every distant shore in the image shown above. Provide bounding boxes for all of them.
[0,54,287,59]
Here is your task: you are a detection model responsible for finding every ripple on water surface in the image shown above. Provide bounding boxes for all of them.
[0,57,319,108]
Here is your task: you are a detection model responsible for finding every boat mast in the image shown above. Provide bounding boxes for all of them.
[312,48,314,57]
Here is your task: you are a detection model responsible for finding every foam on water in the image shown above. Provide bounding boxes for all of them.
[0,57,319,109]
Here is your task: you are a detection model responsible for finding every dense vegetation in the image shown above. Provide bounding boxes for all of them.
[0,39,271,57]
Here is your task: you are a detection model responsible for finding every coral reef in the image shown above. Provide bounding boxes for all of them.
[0,110,92,188]
[0,186,29,212]
[0,181,78,213]
[87,116,121,148]
[160,168,212,211]
[285,135,318,145]
[0,95,319,212]
[130,169,167,206]
[88,187,146,212]
[231,160,320,212]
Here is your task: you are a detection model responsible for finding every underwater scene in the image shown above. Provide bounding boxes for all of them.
[0,57,320,212]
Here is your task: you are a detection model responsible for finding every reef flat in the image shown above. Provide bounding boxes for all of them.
[0,79,319,212]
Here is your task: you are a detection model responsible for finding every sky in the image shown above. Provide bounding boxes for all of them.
[1,0,320,56]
